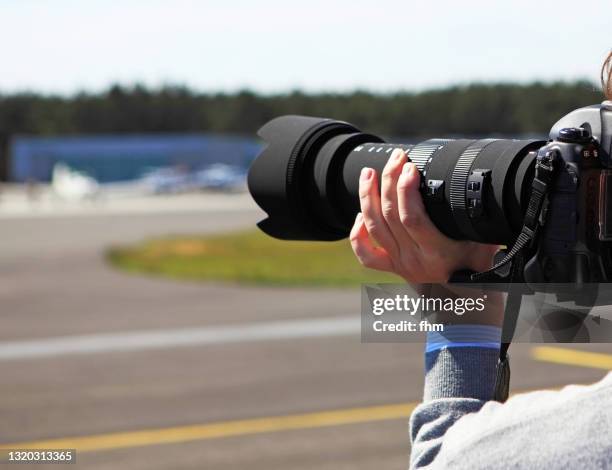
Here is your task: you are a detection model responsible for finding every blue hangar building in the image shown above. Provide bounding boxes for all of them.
[9,133,262,183]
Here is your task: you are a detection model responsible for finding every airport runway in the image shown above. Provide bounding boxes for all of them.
[1,193,611,469]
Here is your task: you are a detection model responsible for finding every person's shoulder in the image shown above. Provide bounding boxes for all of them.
[551,371,612,398]
[498,372,612,410]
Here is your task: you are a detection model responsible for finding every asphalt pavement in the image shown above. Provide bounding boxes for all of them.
[1,192,611,469]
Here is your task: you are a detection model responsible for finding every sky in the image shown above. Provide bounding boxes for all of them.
[1,0,610,95]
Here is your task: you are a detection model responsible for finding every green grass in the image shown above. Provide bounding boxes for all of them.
[107,229,400,287]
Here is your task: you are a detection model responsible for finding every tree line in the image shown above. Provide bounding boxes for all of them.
[0,81,604,179]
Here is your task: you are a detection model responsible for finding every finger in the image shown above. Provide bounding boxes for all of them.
[464,242,500,272]
[380,148,419,251]
[349,213,393,271]
[397,162,451,252]
[359,167,400,257]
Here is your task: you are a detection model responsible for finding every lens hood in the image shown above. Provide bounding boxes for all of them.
[248,115,361,240]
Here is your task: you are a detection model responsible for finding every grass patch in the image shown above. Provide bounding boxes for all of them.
[107,229,400,287]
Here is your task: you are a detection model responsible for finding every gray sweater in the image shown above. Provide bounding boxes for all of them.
[409,347,612,469]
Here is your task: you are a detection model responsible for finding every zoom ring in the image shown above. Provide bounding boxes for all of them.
[449,139,497,211]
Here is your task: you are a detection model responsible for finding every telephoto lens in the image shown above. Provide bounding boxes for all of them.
[248,115,544,245]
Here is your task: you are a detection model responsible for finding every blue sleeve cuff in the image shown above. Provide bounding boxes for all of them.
[425,324,501,353]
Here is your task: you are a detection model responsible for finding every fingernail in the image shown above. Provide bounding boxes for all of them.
[392,148,404,161]
[360,167,373,181]
[402,163,412,174]
[355,212,363,223]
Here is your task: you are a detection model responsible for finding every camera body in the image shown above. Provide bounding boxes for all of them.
[524,102,612,284]
[248,102,612,286]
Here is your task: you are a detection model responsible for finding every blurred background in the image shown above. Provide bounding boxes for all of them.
[1,0,611,468]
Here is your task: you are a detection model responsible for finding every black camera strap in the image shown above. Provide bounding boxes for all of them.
[491,256,523,401]
[471,151,557,401]
[471,152,556,282]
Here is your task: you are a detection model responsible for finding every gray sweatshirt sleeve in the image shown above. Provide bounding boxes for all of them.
[409,347,612,469]
[409,347,499,468]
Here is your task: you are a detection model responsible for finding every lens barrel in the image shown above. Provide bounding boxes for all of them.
[248,115,544,245]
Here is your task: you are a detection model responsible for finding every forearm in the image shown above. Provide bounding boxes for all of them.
[409,327,501,468]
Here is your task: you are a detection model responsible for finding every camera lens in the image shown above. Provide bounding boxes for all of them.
[248,115,544,245]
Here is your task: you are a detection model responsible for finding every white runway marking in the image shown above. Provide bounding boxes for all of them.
[0,316,360,361]
[0,194,257,219]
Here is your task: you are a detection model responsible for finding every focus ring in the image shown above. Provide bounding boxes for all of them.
[407,139,451,175]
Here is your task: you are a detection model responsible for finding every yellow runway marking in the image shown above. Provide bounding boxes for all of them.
[4,347,609,454]
[0,402,418,453]
[531,346,612,370]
